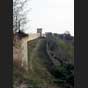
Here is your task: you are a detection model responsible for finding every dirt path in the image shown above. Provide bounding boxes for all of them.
[29,38,41,71]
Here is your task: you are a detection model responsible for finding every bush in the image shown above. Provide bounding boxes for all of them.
[51,64,74,87]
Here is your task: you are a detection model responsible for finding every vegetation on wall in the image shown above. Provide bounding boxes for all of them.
[13,33,74,88]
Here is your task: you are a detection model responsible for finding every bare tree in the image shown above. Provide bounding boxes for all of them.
[13,0,29,33]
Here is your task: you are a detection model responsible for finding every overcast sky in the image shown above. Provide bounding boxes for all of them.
[25,0,74,36]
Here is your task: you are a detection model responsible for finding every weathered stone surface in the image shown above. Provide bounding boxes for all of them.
[13,33,41,70]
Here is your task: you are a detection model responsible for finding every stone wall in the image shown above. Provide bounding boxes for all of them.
[13,35,22,67]
[13,33,41,70]
[21,33,40,70]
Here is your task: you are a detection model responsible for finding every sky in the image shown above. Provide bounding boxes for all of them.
[25,0,74,36]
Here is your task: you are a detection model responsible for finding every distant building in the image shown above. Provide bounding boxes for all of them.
[59,33,74,45]
[45,32,52,37]
[37,28,42,37]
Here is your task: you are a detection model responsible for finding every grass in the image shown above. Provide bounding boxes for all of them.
[13,35,74,88]
[27,37,59,88]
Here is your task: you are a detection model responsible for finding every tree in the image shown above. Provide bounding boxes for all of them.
[13,0,29,33]
[64,31,71,36]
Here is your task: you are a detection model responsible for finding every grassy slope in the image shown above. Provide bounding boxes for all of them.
[13,35,74,88]
[28,37,59,88]
[45,35,74,87]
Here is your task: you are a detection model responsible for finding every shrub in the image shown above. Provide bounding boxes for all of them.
[51,64,74,87]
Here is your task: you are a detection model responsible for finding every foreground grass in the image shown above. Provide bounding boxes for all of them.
[27,37,59,88]
[13,35,74,88]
